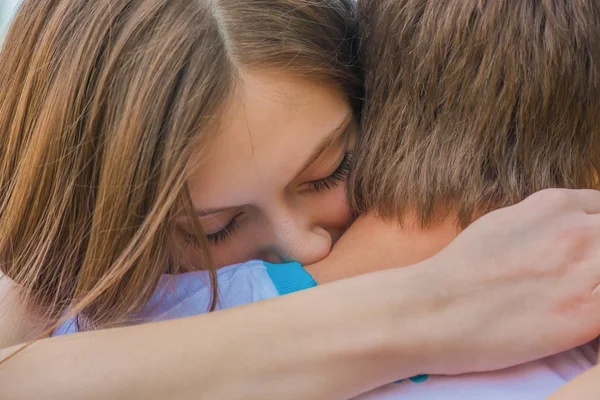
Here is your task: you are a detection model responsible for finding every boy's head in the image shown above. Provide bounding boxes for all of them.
[351,0,600,227]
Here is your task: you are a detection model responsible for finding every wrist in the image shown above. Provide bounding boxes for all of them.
[321,261,453,382]
[396,252,507,376]
[377,260,457,377]
[309,253,463,378]
[230,266,447,396]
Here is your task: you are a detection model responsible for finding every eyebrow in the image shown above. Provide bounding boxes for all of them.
[296,113,353,176]
[192,113,353,217]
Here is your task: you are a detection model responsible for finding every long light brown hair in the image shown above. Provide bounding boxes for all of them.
[352,0,600,227]
[0,0,361,333]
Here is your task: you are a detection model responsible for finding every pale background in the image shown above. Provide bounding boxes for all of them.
[0,0,21,38]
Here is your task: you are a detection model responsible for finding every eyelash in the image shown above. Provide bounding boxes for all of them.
[308,151,353,192]
[207,219,240,245]
[184,219,240,247]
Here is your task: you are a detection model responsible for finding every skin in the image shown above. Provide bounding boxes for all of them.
[307,213,460,283]
[179,71,355,267]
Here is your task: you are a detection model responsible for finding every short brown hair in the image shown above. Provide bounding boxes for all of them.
[351,0,600,227]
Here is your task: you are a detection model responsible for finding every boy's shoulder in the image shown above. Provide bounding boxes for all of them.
[146,260,316,321]
[143,260,282,321]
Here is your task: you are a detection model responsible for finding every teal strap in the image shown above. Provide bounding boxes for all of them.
[264,261,317,295]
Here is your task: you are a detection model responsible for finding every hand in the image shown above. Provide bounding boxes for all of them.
[421,189,600,374]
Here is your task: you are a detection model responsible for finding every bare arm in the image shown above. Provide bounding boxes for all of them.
[0,266,440,400]
[4,189,600,399]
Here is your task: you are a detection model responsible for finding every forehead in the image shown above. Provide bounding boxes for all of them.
[187,71,351,207]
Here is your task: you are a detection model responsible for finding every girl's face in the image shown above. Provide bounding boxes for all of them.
[178,71,356,268]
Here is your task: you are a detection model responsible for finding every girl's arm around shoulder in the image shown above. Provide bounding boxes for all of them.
[0,267,435,400]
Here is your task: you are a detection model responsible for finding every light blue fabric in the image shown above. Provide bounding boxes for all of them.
[53,260,316,336]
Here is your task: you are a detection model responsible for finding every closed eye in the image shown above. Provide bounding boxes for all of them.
[183,215,241,247]
[205,218,240,245]
[308,151,353,192]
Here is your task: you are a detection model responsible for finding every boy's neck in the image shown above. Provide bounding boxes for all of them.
[307,212,461,284]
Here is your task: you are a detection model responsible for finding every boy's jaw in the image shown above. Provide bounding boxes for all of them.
[306,212,461,284]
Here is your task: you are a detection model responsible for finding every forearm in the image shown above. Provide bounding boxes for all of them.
[0,265,442,400]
